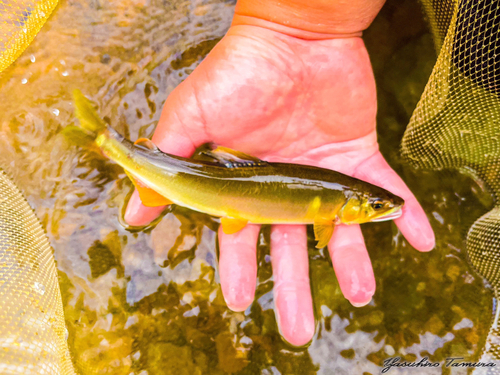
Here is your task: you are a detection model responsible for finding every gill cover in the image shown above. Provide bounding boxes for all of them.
[339,197,362,224]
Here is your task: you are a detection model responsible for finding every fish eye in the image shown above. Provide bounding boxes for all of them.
[371,200,384,210]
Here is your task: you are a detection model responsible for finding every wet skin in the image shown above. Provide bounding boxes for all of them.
[124,0,435,346]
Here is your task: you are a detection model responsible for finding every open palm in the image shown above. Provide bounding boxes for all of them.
[125,25,434,346]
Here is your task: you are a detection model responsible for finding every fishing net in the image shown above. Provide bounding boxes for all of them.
[0,170,74,374]
[0,0,75,374]
[0,0,58,73]
[2,0,500,372]
[401,0,500,370]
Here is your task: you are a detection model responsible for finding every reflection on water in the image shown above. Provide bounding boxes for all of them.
[0,0,494,373]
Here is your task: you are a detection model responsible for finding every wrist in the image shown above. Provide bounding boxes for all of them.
[232,0,386,39]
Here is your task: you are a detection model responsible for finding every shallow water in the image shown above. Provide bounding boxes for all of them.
[0,0,494,374]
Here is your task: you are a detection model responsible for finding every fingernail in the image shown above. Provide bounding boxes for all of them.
[350,298,371,307]
[124,192,142,225]
[419,223,436,252]
[396,206,435,252]
[223,285,254,312]
[275,287,315,347]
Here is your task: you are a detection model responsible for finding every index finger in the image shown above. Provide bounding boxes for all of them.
[353,152,435,252]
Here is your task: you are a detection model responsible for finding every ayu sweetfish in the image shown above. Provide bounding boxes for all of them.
[66,90,404,248]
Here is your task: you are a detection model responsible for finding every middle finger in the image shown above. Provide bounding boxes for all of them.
[270,224,315,346]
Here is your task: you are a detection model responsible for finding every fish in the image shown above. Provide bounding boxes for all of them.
[65,90,404,248]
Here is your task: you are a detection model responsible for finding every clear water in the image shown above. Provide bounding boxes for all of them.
[0,0,493,374]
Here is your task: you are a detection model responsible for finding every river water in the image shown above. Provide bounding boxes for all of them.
[0,0,493,374]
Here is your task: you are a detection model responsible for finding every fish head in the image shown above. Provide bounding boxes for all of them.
[338,188,404,225]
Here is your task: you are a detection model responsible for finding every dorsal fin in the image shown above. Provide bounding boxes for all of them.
[198,143,268,168]
[134,138,158,151]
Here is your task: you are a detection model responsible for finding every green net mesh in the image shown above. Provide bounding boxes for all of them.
[402,0,500,368]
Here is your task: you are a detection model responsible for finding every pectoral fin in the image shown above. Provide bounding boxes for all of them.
[197,143,268,168]
[306,196,322,219]
[125,170,172,207]
[314,219,335,249]
[221,217,248,234]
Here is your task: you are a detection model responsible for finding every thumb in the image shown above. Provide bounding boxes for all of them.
[124,79,210,226]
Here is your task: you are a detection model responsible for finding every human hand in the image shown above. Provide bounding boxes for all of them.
[124,0,434,346]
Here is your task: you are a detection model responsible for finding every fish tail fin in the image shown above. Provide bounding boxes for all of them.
[62,90,108,151]
[60,124,97,149]
[72,89,107,136]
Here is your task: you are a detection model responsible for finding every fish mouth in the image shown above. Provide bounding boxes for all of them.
[371,207,403,222]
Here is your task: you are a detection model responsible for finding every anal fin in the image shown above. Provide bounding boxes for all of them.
[314,219,335,249]
[125,170,172,207]
[221,217,248,234]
